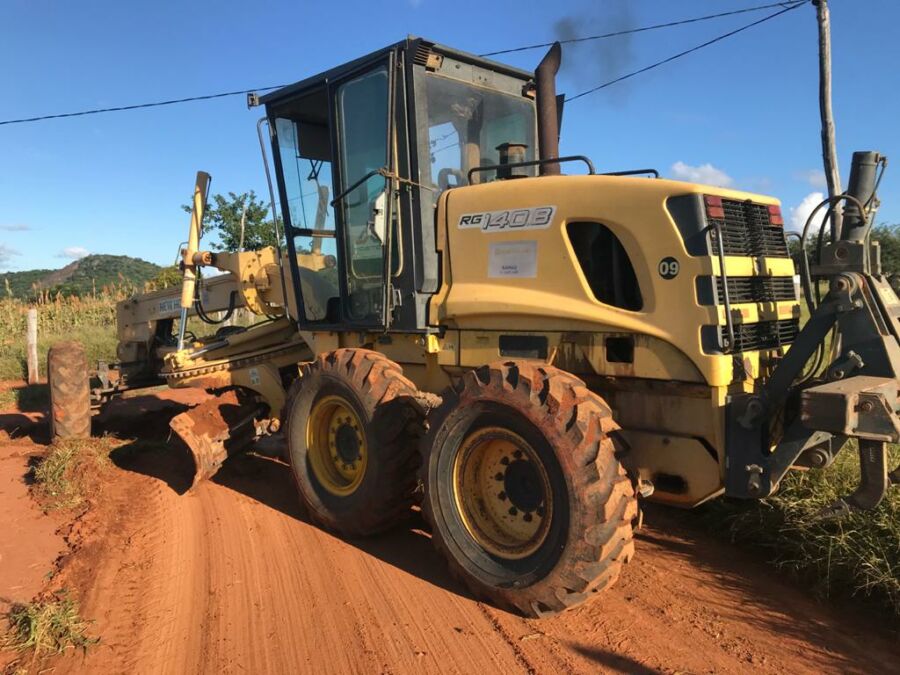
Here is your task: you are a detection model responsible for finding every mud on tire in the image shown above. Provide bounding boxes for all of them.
[284,349,423,536]
[420,361,637,617]
[48,341,91,440]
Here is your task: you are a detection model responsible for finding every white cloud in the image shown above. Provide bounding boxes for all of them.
[0,223,29,231]
[0,244,20,266]
[671,161,733,188]
[789,192,826,232]
[794,169,827,189]
[57,246,90,260]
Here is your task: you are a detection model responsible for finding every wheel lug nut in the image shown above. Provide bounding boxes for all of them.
[513,450,523,459]
[536,507,545,518]
[494,472,504,481]
[508,507,518,516]
[497,491,507,501]
[523,513,533,522]
[500,457,510,466]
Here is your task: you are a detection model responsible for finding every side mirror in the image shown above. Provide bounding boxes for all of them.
[368,190,387,243]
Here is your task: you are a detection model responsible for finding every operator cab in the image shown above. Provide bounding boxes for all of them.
[260,38,539,332]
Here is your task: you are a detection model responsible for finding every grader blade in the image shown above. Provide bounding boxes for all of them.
[169,391,259,488]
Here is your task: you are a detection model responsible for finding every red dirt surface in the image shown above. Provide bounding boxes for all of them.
[0,442,66,618]
[1,385,898,674]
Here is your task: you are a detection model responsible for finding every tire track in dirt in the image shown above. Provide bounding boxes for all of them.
[34,408,898,675]
[54,450,536,675]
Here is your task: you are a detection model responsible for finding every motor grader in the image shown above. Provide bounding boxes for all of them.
[49,38,899,617]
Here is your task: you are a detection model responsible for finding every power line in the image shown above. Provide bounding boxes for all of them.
[479,1,807,57]
[0,85,287,127]
[565,1,806,103]
[0,1,808,127]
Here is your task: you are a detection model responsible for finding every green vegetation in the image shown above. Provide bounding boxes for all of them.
[872,223,900,278]
[1,268,52,298]
[1,254,161,300]
[32,438,115,510]
[0,384,48,411]
[3,593,97,655]
[152,264,183,288]
[0,289,121,380]
[183,190,283,252]
[698,443,900,616]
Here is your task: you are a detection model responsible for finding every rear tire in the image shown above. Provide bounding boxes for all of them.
[420,361,636,617]
[284,349,422,536]
[47,341,91,440]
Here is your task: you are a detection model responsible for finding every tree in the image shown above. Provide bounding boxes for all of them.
[153,265,183,289]
[871,224,900,277]
[182,191,283,252]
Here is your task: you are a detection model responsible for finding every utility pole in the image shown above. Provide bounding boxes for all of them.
[814,0,842,238]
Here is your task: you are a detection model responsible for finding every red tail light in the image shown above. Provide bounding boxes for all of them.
[704,194,725,220]
[767,204,784,226]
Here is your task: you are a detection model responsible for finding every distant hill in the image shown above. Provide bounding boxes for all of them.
[2,254,162,299]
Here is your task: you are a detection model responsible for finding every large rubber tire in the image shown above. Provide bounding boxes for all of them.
[420,361,637,617]
[284,349,422,536]
[47,341,91,440]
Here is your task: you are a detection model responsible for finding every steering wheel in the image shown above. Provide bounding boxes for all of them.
[438,168,466,192]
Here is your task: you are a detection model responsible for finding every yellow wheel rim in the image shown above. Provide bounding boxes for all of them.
[452,427,553,560]
[307,395,367,496]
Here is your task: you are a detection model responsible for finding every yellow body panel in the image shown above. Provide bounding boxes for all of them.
[431,174,785,387]
[417,173,798,507]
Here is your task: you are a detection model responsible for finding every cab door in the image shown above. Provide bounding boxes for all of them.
[330,58,395,327]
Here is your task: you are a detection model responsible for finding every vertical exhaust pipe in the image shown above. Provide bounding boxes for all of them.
[536,42,562,176]
[840,150,882,242]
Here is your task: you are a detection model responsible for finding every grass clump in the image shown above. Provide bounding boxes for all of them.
[2,593,97,655]
[699,443,900,616]
[32,438,115,510]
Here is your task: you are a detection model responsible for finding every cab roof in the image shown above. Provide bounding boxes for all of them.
[259,36,534,108]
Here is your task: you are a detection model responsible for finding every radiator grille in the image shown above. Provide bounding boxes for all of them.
[721,318,800,353]
[715,276,796,304]
[709,200,789,258]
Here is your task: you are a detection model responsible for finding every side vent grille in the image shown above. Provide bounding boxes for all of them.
[707,199,789,258]
[413,42,436,67]
[714,276,796,304]
[723,318,799,353]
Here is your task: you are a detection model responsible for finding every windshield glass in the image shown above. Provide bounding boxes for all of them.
[419,73,536,191]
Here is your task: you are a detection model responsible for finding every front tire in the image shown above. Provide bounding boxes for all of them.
[420,361,636,617]
[284,349,422,536]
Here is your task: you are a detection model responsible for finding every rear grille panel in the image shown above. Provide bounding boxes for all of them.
[714,276,796,304]
[708,199,789,258]
[719,318,800,353]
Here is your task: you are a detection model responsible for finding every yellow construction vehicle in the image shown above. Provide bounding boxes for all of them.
[51,38,899,617]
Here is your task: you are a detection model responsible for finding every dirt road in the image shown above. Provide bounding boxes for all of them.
[2,389,898,674]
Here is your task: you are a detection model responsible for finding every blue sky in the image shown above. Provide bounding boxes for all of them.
[1,0,897,272]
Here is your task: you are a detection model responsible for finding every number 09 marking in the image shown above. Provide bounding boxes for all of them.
[658,257,680,280]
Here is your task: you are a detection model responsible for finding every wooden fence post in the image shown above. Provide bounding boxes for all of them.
[26,307,39,384]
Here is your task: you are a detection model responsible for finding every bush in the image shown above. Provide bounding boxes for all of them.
[699,442,900,616]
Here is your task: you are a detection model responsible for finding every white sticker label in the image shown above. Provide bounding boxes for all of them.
[459,206,556,231]
[248,367,261,386]
[489,241,537,278]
